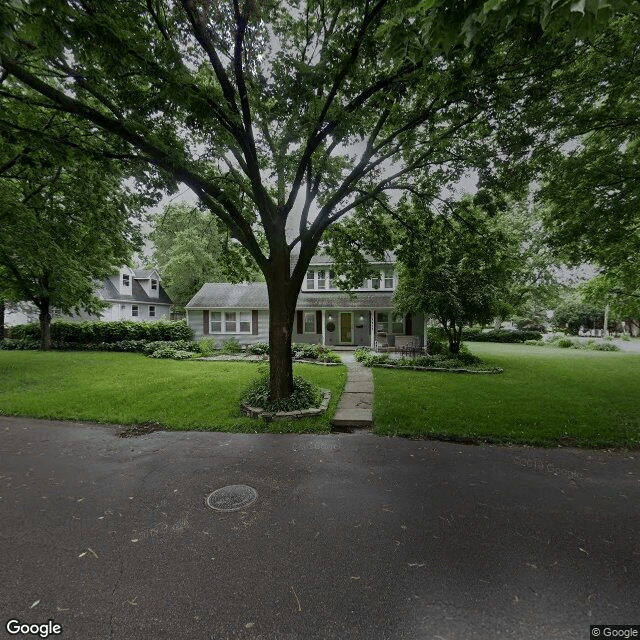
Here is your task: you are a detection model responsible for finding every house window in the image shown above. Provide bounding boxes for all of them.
[371,275,380,289]
[122,274,130,286]
[392,313,404,334]
[151,279,157,290]
[328,270,335,289]
[306,270,315,290]
[225,311,237,333]
[239,311,251,333]
[210,312,222,332]
[377,312,388,333]
[149,305,156,318]
[317,269,326,289]
[210,311,251,334]
[304,311,316,334]
[132,305,139,317]
[384,268,394,289]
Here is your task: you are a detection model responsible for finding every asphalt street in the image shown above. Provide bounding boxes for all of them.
[0,416,638,640]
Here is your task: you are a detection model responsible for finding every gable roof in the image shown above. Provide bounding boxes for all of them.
[132,268,159,280]
[99,278,172,305]
[186,282,394,310]
[186,283,270,309]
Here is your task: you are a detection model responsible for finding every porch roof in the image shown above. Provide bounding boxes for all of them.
[185,282,395,310]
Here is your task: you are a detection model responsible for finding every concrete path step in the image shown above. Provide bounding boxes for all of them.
[332,360,373,429]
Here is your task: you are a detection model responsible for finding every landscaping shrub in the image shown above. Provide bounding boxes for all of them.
[197,338,219,356]
[588,342,620,352]
[622,334,631,341]
[525,339,546,346]
[241,372,323,413]
[556,338,574,348]
[247,341,269,355]
[9,319,193,343]
[220,337,243,354]
[291,342,340,362]
[141,340,200,355]
[149,347,197,359]
[8,324,40,340]
[463,328,542,343]
[0,338,40,350]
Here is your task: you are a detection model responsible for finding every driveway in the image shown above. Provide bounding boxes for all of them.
[1,416,638,639]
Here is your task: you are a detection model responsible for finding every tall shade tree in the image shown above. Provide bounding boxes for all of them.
[393,199,518,354]
[0,0,633,397]
[148,202,261,310]
[535,15,640,276]
[0,106,142,349]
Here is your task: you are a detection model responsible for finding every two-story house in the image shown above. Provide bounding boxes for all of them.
[4,266,173,326]
[185,254,424,349]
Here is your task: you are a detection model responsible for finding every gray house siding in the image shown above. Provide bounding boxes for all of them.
[188,308,270,344]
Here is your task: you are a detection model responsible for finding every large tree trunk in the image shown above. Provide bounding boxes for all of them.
[603,304,610,337]
[265,253,299,401]
[38,302,52,350]
[0,300,4,341]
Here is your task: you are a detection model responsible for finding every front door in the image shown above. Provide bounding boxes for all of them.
[340,312,353,344]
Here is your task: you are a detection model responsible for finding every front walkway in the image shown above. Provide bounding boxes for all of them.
[332,351,373,429]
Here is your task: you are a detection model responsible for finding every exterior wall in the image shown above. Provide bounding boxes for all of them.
[136,274,160,299]
[59,302,171,323]
[323,310,372,347]
[188,309,270,343]
[187,306,423,347]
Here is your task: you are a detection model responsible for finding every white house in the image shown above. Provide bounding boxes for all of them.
[185,254,424,349]
[91,267,173,321]
[4,266,173,326]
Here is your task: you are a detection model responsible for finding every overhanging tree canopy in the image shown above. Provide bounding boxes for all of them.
[0,0,633,397]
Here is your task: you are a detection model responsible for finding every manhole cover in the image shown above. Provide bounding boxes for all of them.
[206,485,258,512]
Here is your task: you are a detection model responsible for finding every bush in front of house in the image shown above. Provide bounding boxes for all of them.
[241,371,323,413]
[0,338,40,350]
[141,340,200,355]
[9,319,194,343]
[462,328,542,343]
[247,341,269,355]
[220,337,243,354]
[148,347,196,359]
[291,342,341,363]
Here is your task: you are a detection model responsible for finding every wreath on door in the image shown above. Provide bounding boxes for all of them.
[326,321,335,332]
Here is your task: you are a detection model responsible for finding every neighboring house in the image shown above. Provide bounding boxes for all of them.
[4,266,173,326]
[185,254,425,348]
[75,266,173,322]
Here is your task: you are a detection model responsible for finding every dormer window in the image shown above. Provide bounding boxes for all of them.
[122,274,130,286]
[306,270,315,290]
[371,275,380,289]
[317,270,326,290]
[328,270,334,289]
[151,279,157,290]
[384,268,394,289]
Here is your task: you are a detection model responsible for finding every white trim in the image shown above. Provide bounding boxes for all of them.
[322,310,326,345]
[209,309,253,334]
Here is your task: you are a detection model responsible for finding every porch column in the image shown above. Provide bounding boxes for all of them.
[322,309,326,346]
[370,309,375,347]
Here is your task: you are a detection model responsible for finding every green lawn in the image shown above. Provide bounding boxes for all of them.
[0,351,346,433]
[373,342,640,448]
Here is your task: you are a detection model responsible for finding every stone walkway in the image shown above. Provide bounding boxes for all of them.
[332,352,373,429]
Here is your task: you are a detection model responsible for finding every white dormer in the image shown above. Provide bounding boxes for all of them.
[113,266,135,296]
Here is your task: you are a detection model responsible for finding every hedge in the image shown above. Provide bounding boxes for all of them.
[462,328,542,343]
[9,320,193,343]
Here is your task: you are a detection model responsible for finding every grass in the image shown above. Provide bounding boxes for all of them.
[373,342,640,448]
[0,351,346,433]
